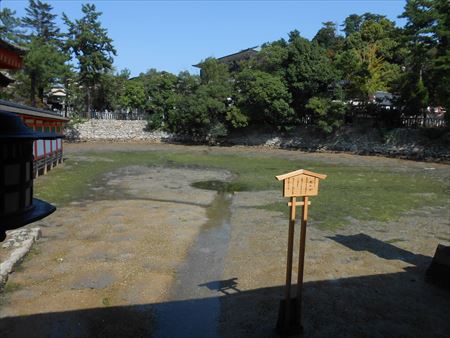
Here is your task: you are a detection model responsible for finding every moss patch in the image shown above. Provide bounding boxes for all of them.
[34,150,448,230]
[3,281,22,293]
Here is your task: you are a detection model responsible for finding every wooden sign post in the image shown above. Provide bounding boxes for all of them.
[275,169,326,336]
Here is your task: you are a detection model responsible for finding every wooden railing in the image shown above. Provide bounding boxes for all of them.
[400,116,446,128]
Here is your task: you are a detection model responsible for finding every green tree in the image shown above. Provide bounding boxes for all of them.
[306,96,347,133]
[199,57,230,85]
[20,0,69,106]
[22,0,60,43]
[397,72,429,119]
[176,70,200,96]
[252,40,288,78]
[140,69,178,129]
[118,79,147,112]
[63,3,116,116]
[166,59,235,140]
[0,8,24,44]
[431,0,450,114]
[342,13,386,36]
[236,68,293,128]
[21,38,69,106]
[285,30,337,115]
[167,85,234,140]
[336,14,402,101]
[313,21,344,55]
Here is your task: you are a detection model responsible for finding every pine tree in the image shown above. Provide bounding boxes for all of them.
[63,3,116,116]
[22,0,60,43]
[21,0,68,106]
[0,8,24,44]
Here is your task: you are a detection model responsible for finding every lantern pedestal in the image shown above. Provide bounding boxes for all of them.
[0,111,60,241]
[0,198,56,239]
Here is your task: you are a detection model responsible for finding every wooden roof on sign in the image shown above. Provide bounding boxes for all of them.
[275,169,327,181]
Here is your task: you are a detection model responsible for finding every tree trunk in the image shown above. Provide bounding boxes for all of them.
[85,85,91,119]
[38,86,44,106]
[30,73,36,107]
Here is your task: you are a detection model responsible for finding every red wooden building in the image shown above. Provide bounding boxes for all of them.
[0,100,68,176]
[0,38,68,177]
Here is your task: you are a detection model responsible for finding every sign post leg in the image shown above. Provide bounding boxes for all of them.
[276,196,297,335]
[296,196,309,330]
[285,197,296,329]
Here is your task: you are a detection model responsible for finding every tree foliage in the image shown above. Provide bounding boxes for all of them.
[236,68,293,128]
[19,0,69,106]
[1,1,449,135]
[0,8,24,44]
[63,3,116,115]
[23,0,60,43]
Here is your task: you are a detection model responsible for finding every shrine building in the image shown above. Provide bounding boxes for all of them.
[0,38,68,177]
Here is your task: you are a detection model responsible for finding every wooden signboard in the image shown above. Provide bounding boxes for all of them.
[275,169,326,336]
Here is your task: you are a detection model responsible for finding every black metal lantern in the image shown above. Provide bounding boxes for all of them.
[0,110,62,241]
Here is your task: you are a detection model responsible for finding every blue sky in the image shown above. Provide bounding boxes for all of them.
[2,0,407,76]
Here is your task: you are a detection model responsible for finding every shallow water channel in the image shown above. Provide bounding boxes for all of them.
[154,189,233,338]
[90,169,236,337]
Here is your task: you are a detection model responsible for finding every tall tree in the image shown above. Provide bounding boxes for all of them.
[252,39,288,78]
[285,30,337,115]
[342,13,386,36]
[21,0,68,106]
[337,14,401,100]
[0,8,24,44]
[397,0,450,122]
[22,0,60,43]
[140,69,178,128]
[166,59,236,139]
[118,79,147,113]
[21,38,68,106]
[236,68,293,128]
[63,3,116,116]
[430,0,450,112]
[313,21,343,53]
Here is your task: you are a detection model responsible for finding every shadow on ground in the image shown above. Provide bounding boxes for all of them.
[1,236,449,338]
[328,233,431,266]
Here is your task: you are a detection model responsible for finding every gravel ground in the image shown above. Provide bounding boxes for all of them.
[0,166,229,337]
[0,142,449,338]
[219,192,450,338]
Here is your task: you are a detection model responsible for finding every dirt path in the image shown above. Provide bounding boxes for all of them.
[1,143,449,338]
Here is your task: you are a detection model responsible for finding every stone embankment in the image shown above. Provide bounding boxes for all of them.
[65,120,172,142]
[66,120,450,161]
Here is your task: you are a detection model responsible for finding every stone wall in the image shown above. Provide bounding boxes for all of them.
[65,120,449,161]
[227,127,450,161]
[65,119,172,142]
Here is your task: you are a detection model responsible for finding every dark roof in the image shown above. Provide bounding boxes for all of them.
[0,99,69,121]
[193,46,259,68]
[0,38,27,55]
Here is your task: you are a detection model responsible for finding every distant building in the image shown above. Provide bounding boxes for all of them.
[45,85,67,112]
[371,91,396,108]
[193,46,259,73]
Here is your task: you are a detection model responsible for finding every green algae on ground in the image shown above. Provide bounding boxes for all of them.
[3,282,22,293]
[34,150,448,230]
